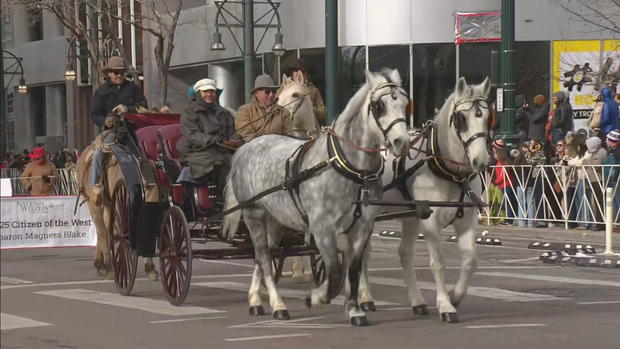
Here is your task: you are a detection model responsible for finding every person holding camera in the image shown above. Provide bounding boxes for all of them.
[20,147,58,196]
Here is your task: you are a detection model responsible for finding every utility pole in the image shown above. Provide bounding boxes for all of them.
[243,0,254,102]
[1,35,6,156]
[325,0,338,125]
[498,0,516,140]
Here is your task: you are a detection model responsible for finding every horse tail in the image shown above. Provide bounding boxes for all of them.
[221,178,241,241]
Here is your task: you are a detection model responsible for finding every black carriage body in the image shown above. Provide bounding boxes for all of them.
[110,143,165,257]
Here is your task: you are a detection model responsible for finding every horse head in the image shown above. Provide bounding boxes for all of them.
[362,69,410,157]
[446,76,492,173]
[277,74,318,134]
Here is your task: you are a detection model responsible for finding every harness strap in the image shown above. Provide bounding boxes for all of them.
[284,141,316,225]
[327,132,384,184]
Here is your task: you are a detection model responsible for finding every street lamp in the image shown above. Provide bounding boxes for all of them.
[64,36,78,81]
[17,77,28,94]
[211,0,285,101]
[64,66,77,81]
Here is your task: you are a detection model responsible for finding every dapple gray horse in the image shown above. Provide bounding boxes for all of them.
[222,69,410,326]
[360,77,491,323]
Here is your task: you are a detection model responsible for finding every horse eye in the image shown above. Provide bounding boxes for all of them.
[292,93,300,98]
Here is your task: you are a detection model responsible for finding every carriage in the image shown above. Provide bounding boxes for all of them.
[103,112,325,306]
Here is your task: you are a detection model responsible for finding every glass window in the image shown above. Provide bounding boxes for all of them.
[26,7,43,42]
[30,87,46,137]
[412,43,456,127]
[369,45,411,124]
[338,46,366,114]
[297,48,326,104]
[515,41,550,103]
[459,42,500,85]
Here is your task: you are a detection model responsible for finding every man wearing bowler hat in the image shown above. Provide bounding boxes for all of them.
[235,74,291,141]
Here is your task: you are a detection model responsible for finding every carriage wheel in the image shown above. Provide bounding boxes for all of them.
[159,205,192,306]
[109,183,138,296]
[271,255,286,284]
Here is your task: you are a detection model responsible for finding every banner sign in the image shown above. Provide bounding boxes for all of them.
[0,196,97,249]
[553,40,620,130]
[455,12,501,45]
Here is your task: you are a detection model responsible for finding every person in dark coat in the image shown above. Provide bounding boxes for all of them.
[599,86,619,139]
[527,94,548,143]
[550,91,573,144]
[177,78,242,188]
[514,94,529,140]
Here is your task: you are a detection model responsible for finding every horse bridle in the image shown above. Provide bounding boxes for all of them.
[449,97,490,162]
[368,82,409,143]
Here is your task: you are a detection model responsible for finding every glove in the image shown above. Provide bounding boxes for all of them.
[112,104,128,115]
[104,115,115,129]
[223,140,241,148]
[42,175,51,184]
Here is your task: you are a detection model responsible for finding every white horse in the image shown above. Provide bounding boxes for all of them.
[277,73,319,138]
[223,69,410,326]
[360,77,491,323]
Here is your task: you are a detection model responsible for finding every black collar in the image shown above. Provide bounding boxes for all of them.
[326,131,384,184]
[426,124,477,184]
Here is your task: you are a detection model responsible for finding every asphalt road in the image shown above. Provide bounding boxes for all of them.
[2,223,619,349]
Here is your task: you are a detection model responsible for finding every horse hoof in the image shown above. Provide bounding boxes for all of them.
[412,304,429,315]
[360,301,376,312]
[96,268,107,278]
[147,271,159,282]
[94,260,103,270]
[249,306,266,316]
[440,312,459,323]
[273,310,290,321]
[350,316,369,327]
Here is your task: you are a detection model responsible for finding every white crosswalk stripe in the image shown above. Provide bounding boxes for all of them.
[194,281,399,306]
[35,289,226,316]
[369,276,566,302]
[1,313,52,330]
[475,272,620,287]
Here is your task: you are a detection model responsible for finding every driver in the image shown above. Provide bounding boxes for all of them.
[89,56,148,201]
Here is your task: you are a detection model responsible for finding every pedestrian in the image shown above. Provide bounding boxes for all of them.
[527,94,548,143]
[514,95,529,140]
[599,86,619,140]
[514,141,533,227]
[549,91,573,144]
[235,74,292,142]
[604,129,620,221]
[492,139,517,225]
[526,139,548,227]
[20,147,58,196]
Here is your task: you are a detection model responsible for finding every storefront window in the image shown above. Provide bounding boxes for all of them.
[412,43,456,127]
[515,41,550,103]
[338,46,366,113]
[369,45,411,123]
[459,42,499,85]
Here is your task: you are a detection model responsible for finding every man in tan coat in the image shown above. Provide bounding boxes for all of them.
[235,74,292,142]
[21,147,58,196]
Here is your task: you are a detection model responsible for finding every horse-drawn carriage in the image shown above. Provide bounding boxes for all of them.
[101,112,325,306]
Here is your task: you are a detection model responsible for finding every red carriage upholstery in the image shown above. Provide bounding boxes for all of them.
[196,186,213,211]
[125,113,181,130]
[158,124,182,161]
[135,126,162,161]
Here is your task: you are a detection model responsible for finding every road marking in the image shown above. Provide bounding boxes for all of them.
[149,316,228,324]
[577,301,620,305]
[194,281,399,306]
[35,289,226,316]
[466,323,547,329]
[199,259,254,268]
[498,257,541,263]
[369,276,565,302]
[476,272,620,287]
[0,277,33,285]
[1,313,52,330]
[230,316,349,329]
[369,266,558,272]
[225,333,311,342]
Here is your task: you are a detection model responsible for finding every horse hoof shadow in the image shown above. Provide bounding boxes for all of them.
[249,306,266,316]
[147,270,160,282]
[440,312,459,323]
[412,304,429,315]
[360,301,376,312]
[273,310,290,320]
[350,316,369,327]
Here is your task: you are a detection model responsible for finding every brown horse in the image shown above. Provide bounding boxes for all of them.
[76,143,159,281]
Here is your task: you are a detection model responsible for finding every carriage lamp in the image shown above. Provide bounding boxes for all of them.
[64,65,77,81]
[211,31,225,51]
[272,31,285,56]
[17,78,28,94]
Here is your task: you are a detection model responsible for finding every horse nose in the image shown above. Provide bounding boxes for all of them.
[472,156,489,172]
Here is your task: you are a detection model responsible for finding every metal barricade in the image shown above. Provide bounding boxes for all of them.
[0,168,79,196]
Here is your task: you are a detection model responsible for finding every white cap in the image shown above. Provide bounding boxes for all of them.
[194,78,217,92]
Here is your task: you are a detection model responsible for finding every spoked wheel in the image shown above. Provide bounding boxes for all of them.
[159,205,192,306]
[271,255,286,284]
[109,183,138,296]
[310,252,344,286]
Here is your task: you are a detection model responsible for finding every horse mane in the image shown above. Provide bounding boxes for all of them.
[335,82,370,129]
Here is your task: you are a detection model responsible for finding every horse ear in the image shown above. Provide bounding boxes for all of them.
[282,74,290,85]
[455,77,468,97]
[365,70,378,87]
[477,76,491,97]
[383,68,402,86]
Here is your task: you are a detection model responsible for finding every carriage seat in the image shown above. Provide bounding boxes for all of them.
[158,124,183,204]
[135,125,169,187]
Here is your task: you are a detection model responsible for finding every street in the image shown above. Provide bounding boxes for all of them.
[2,223,619,349]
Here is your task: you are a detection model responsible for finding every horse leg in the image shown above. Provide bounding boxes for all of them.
[246,208,289,320]
[101,204,113,279]
[358,240,376,312]
[144,257,159,281]
[88,200,110,278]
[306,232,342,308]
[449,213,478,307]
[398,217,429,315]
[248,265,266,316]
[291,257,305,282]
[345,227,372,326]
[423,222,458,323]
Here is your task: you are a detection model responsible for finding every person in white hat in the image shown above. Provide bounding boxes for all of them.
[235,74,291,141]
[177,78,242,192]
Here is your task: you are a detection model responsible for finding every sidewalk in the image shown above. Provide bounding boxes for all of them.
[375,220,620,248]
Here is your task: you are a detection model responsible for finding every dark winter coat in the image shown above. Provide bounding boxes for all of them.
[600,86,619,137]
[551,92,572,133]
[177,96,242,179]
[528,102,549,142]
[90,80,148,127]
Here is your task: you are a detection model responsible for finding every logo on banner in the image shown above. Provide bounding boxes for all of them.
[16,200,50,214]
